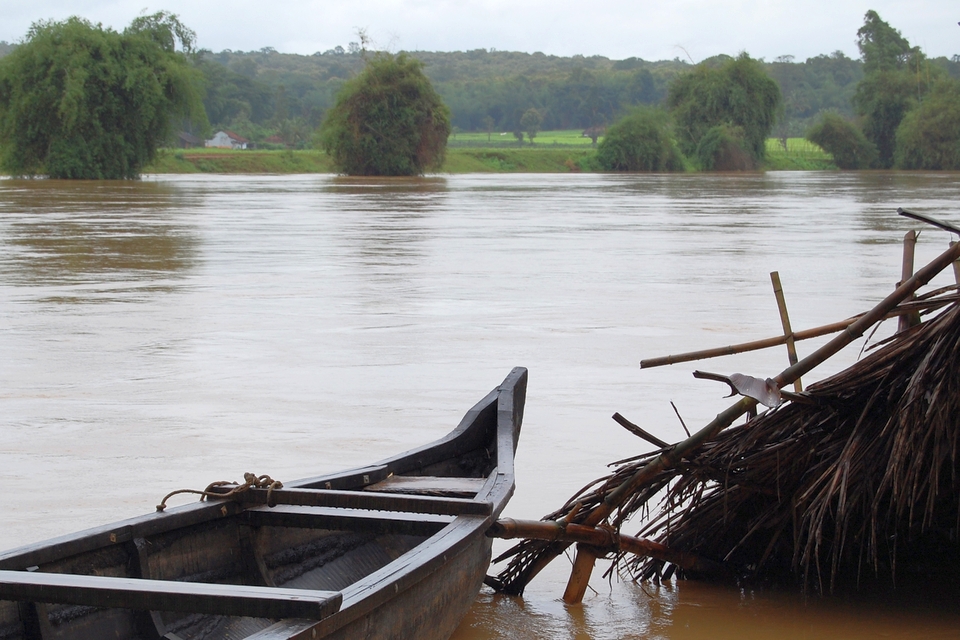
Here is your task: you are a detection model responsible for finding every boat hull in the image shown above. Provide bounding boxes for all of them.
[0,367,527,640]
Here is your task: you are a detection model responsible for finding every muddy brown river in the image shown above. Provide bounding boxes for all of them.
[2,172,959,638]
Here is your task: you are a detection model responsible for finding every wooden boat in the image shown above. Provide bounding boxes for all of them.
[0,367,527,640]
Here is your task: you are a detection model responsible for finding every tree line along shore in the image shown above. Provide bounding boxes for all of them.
[0,10,956,178]
[145,137,833,174]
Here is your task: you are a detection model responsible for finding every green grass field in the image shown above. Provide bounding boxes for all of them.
[448,129,599,148]
[144,132,834,174]
[147,148,334,173]
[763,137,835,170]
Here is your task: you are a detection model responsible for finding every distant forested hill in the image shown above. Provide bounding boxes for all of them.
[196,48,874,143]
[4,39,957,147]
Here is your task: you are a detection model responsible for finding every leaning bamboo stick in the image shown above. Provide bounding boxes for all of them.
[557,240,960,602]
[772,240,960,388]
[771,271,802,391]
[640,296,955,369]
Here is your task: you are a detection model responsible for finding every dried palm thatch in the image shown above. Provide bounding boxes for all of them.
[629,297,960,592]
[490,288,960,596]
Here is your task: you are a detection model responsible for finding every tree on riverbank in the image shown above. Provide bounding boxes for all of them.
[805,112,877,169]
[317,53,451,175]
[667,53,781,169]
[894,80,960,169]
[851,10,936,168]
[0,13,206,179]
[520,108,543,144]
[595,107,684,171]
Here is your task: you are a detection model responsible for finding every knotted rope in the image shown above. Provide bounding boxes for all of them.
[156,472,283,512]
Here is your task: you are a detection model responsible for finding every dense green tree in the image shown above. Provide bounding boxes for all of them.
[0,13,206,179]
[852,70,917,167]
[857,10,912,74]
[695,124,755,171]
[667,53,781,165]
[894,80,960,169]
[482,114,495,141]
[318,53,451,175]
[851,10,934,168]
[805,112,877,169]
[196,54,274,128]
[520,108,543,143]
[595,107,684,172]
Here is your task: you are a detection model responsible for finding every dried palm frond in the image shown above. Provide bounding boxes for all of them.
[491,293,960,595]
[630,300,960,592]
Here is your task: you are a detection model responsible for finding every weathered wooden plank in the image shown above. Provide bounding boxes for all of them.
[303,516,491,638]
[0,571,342,620]
[363,476,487,497]
[294,465,390,492]
[212,487,493,517]
[0,501,242,571]
[241,505,453,536]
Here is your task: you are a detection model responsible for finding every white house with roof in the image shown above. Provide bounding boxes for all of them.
[205,131,250,150]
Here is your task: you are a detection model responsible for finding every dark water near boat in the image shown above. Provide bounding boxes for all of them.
[2,172,960,638]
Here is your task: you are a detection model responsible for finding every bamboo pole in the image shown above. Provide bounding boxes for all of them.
[562,545,598,604]
[770,271,802,391]
[953,241,960,285]
[898,230,920,333]
[640,297,953,370]
[489,518,725,575]
[556,240,960,603]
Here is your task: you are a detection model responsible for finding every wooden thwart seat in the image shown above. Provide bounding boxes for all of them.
[0,570,342,620]
[364,476,488,498]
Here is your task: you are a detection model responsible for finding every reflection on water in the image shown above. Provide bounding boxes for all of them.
[0,179,199,300]
[2,172,960,639]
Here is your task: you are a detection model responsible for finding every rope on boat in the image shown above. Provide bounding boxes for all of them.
[156,472,283,511]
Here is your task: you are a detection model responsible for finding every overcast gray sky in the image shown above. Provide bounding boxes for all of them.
[3,1,958,63]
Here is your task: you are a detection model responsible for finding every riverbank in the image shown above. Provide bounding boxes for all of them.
[145,138,834,174]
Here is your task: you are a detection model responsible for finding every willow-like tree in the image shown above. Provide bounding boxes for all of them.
[805,112,878,169]
[894,80,960,170]
[595,107,684,172]
[318,53,451,175]
[667,53,781,168]
[0,13,206,179]
[851,11,932,168]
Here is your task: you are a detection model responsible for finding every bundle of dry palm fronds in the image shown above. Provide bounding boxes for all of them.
[629,298,960,592]
[491,294,960,595]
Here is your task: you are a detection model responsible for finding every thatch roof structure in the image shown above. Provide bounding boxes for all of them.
[628,298,960,592]
[491,276,960,597]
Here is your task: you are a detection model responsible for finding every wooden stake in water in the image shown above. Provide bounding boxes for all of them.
[953,241,960,285]
[898,230,920,333]
[770,271,802,392]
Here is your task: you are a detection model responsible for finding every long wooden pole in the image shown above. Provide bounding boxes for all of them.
[557,240,960,603]
[953,241,960,285]
[770,271,802,391]
[898,230,919,333]
[640,296,953,370]
[489,518,725,574]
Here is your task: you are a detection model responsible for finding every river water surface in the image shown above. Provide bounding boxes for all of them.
[2,172,960,638]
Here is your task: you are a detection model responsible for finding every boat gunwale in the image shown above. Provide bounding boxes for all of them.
[0,369,522,570]
[0,367,527,639]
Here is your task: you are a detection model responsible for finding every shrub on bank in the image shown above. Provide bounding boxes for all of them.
[317,53,451,176]
[805,112,878,169]
[595,108,685,172]
[894,80,960,170]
